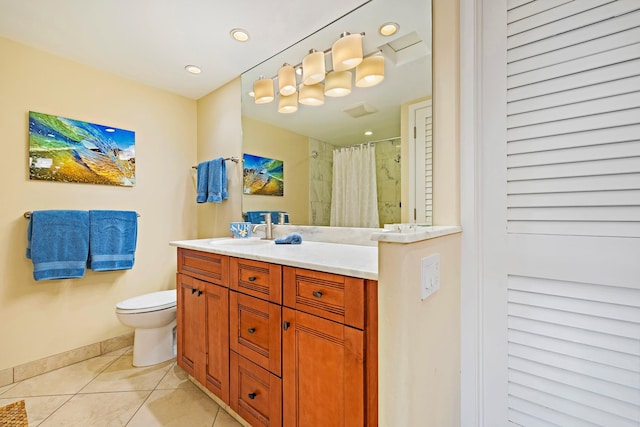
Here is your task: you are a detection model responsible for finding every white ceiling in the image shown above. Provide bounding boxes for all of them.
[0,0,369,99]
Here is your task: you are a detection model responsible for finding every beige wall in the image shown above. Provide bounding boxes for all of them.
[378,234,461,427]
[196,79,243,238]
[242,117,310,225]
[0,38,198,370]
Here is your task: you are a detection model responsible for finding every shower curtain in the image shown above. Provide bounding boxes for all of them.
[330,143,380,228]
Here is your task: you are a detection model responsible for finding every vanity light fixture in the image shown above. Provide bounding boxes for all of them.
[355,54,385,87]
[298,83,325,106]
[278,64,297,96]
[332,32,364,72]
[324,70,352,97]
[184,65,202,74]
[302,49,326,85]
[230,28,250,42]
[253,77,274,104]
[278,93,298,114]
[379,22,399,36]
[364,130,373,136]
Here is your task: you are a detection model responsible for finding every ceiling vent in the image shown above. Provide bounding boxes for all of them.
[343,102,378,118]
[380,31,429,66]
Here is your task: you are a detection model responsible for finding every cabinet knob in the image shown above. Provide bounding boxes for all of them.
[248,392,257,400]
[312,291,323,298]
[247,328,256,334]
[283,321,290,331]
[191,287,197,294]
[197,290,203,297]
[248,276,257,282]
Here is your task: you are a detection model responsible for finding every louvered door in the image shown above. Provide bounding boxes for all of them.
[481,1,640,426]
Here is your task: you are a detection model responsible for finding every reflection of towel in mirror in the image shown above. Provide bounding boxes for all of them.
[196,161,209,203]
[274,232,302,245]
[207,157,228,203]
[27,210,89,281]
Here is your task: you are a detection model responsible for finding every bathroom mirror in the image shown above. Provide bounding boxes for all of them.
[241,0,432,227]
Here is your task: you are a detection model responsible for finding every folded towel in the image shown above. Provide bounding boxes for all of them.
[245,211,289,224]
[274,232,302,245]
[207,157,228,203]
[27,210,90,281]
[196,161,209,203]
[88,210,137,271]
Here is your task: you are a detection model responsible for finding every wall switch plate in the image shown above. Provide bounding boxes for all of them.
[421,254,440,300]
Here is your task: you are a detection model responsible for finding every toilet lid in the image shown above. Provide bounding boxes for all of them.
[116,290,176,311]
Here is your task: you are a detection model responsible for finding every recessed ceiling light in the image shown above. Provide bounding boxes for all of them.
[295,67,303,76]
[230,28,250,42]
[185,65,202,74]
[365,131,373,136]
[379,22,399,36]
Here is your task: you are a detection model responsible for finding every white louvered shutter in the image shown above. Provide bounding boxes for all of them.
[483,1,640,426]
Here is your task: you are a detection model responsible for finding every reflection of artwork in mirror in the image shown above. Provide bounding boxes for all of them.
[242,153,284,196]
[29,111,136,187]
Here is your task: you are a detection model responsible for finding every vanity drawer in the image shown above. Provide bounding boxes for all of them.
[177,248,229,287]
[283,267,365,329]
[230,291,282,376]
[230,352,282,427]
[230,257,282,304]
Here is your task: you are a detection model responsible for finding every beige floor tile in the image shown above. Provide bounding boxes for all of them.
[37,391,149,427]
[155,363,190,390]
[126,382,220,427]
[0,382,17,395]
[2,355,118,397]
[0,395,72,427]
[80,354,173,393]
[213,408,245,427]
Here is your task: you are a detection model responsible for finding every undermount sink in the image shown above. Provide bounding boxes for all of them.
[209,238,272,246]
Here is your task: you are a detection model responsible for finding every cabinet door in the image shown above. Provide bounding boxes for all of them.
[205,282,230,404]
[282,308,364,427]
[176,273,205,380]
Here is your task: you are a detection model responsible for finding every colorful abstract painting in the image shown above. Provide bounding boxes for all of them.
[243,153,283,196]
[29,111,136,186]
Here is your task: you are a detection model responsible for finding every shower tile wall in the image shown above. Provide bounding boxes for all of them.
[309,138,335,226]
[375,140,402,226]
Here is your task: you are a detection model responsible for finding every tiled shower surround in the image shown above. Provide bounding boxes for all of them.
[308,138,402,227]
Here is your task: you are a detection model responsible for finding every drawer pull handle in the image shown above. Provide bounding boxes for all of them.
[247,328,256,334]
[312,291,323,298]
[283,321,290,331]
[197,290,203,297]
[248,276,257,282]
[248,392,257,400]
[191,287,197,294]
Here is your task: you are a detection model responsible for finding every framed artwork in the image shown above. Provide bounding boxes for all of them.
[28,111,136,186]
[242,153,283,196]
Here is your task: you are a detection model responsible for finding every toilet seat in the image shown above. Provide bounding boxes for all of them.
[116,290,176,314]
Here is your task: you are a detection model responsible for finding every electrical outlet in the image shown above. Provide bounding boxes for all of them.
[421,254,440,300]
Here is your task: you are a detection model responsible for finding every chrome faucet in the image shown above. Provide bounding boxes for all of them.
[251,213,274,240]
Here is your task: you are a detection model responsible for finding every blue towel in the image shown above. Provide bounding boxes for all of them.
[26,210,89,281]
[274,232,302,245]
[206,157,228,203]
[88,210,137,271]
[196,161,209,203]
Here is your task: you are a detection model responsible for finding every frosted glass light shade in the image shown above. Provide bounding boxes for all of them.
[355,55,385,87]
[278,64,297,96]
[278,93,298,114]
[254,78,274,104]
[324,71,352,97]
[302,50,326,85]
[299,83,325,106]
[332,33,363,71]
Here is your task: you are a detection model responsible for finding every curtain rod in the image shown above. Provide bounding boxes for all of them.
[340,136,401,149]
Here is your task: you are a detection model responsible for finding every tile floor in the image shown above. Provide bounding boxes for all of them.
[0,347,242,427]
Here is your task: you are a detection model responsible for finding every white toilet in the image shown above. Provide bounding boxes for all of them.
[115,290,177,367]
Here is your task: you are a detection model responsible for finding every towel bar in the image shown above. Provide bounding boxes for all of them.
[23,211,140,219]
[191,157,240,169]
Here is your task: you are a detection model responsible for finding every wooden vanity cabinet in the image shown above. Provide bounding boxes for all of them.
[177,249,230,404]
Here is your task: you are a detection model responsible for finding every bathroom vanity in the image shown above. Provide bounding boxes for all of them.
[171,238,378,427]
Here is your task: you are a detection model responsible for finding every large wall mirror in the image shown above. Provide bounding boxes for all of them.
[241,0,432,227]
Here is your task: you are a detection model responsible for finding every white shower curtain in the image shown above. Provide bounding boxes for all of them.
[330,143,379,228]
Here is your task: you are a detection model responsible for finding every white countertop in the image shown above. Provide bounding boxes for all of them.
[170,238,379,280]
[371,225,462,243]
